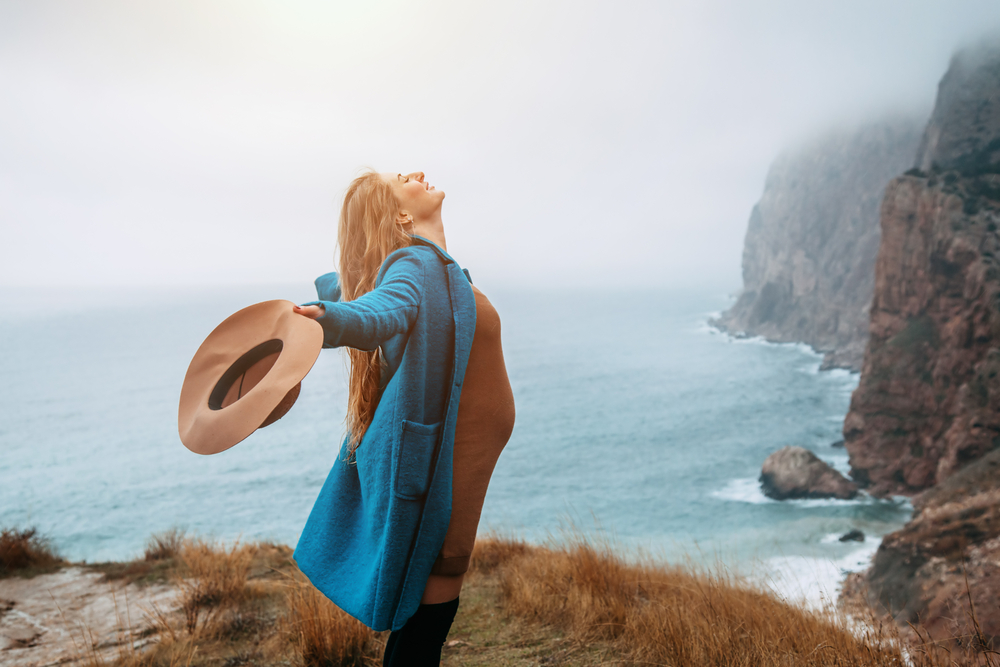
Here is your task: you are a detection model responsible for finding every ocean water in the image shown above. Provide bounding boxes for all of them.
[0,284,910,605]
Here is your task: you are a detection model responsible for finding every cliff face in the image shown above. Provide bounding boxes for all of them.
[713,120,924,370]
[844,43,1000,498]
[916,43,1000,175]
[850,40,1000,643]
[865,447,1000,642]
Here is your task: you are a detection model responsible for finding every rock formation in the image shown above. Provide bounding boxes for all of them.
[759,446,858,500]
[844,41,1000,498]
[712,118,924,370]
[842,173,1000,496]
[864,447,1000,642]
[847,38,1000,645]
[916,43,1000,175]
[839,529,865,542]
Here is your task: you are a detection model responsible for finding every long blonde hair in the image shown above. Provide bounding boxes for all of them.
[337,171,412,453]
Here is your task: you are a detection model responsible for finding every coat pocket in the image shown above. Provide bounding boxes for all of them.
[394,420,442,500]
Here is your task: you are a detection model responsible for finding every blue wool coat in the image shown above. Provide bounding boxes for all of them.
[292,236,476,632]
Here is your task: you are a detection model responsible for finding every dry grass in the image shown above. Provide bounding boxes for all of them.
[0,525,63,576]
[47,531,997,667]
[282,572,379,667]
[145,529,186,562]
[176,537,255,634]
[72,539,283,667]
[82,529,187,588]
[473,534,997,667]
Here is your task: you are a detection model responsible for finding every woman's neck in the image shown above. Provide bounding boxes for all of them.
[411,214,447,252]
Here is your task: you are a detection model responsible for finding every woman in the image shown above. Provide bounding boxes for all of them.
[292,170,516,666]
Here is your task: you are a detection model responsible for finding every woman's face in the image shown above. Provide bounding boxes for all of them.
[381,171,445,220]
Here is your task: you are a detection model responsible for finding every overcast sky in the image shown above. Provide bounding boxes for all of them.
[2,1,999,291]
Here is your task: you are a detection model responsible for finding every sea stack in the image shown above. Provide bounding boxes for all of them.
[759,446,858,500]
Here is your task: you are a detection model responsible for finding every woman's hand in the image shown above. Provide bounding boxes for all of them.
[293,304,325,319]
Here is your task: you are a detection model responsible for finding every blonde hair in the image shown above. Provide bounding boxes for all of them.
[337,171,412,454]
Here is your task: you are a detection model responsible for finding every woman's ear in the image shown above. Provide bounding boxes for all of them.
[397,210,415,227]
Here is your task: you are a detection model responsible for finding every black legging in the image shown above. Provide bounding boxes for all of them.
[382,597,460,666]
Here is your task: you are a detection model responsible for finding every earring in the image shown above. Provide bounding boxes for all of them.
[406,215,414,224]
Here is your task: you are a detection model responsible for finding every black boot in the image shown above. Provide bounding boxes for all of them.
[382,597,460,667]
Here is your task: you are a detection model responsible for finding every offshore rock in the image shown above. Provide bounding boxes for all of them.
[712,118,924,370]
[759,446,858,500]
[839,529,865,542]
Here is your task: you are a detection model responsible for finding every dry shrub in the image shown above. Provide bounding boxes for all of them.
[0,526,62,574]
[283,573,377,667]
[178,537,254,634]
[145,528,186,561]
[476,535,988,667]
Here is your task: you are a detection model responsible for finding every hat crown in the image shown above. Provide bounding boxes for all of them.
[208,339,283,411]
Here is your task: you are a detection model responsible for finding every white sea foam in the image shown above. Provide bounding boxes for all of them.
[760,540,881,611]
[825,367,858,381]
[712,477,873,508]
[716,333,836,372]
[711,477,777,504]
[696,321,724,334]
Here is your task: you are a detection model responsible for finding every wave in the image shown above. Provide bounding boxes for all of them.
[711,477,873,508]
[760,540,881,610]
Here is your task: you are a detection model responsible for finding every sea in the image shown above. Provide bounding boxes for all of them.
[0,283,911,608]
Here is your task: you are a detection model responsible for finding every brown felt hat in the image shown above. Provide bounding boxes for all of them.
[178,300,324,455]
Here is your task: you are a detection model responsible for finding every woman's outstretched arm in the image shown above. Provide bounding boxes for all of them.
[293,248,425,351]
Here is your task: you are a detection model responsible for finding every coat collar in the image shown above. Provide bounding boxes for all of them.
[410,235,473,284]
[410,235,455,265]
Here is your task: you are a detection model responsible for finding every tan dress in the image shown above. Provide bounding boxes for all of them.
[430,286,516,576]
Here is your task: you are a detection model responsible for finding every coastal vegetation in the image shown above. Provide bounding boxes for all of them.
[0,527,996,667]
[0,526,64,578]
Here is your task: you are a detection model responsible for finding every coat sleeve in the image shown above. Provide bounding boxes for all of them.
[300,249,425,351]
[314,271,342,303]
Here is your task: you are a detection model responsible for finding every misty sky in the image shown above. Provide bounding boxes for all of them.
[2,1,1000,291]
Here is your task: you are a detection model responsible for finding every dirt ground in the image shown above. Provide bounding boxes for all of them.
[0,566,181,667]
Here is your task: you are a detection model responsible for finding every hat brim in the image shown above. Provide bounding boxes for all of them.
[178,300,324,455]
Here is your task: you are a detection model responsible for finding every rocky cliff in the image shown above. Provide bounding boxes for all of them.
[916,44,1000,175]
[842,173,1000,496]
[847,39,1000,644]
[844,41,1000,497]
[863,447,1000,644]
[712,120,924,370]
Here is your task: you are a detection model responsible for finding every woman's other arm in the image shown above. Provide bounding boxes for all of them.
[293,250,425,351]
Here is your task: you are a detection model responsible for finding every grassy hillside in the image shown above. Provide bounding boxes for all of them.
[1,528,995,666]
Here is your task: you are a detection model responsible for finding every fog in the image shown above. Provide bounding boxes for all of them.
[2,0,999,290]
